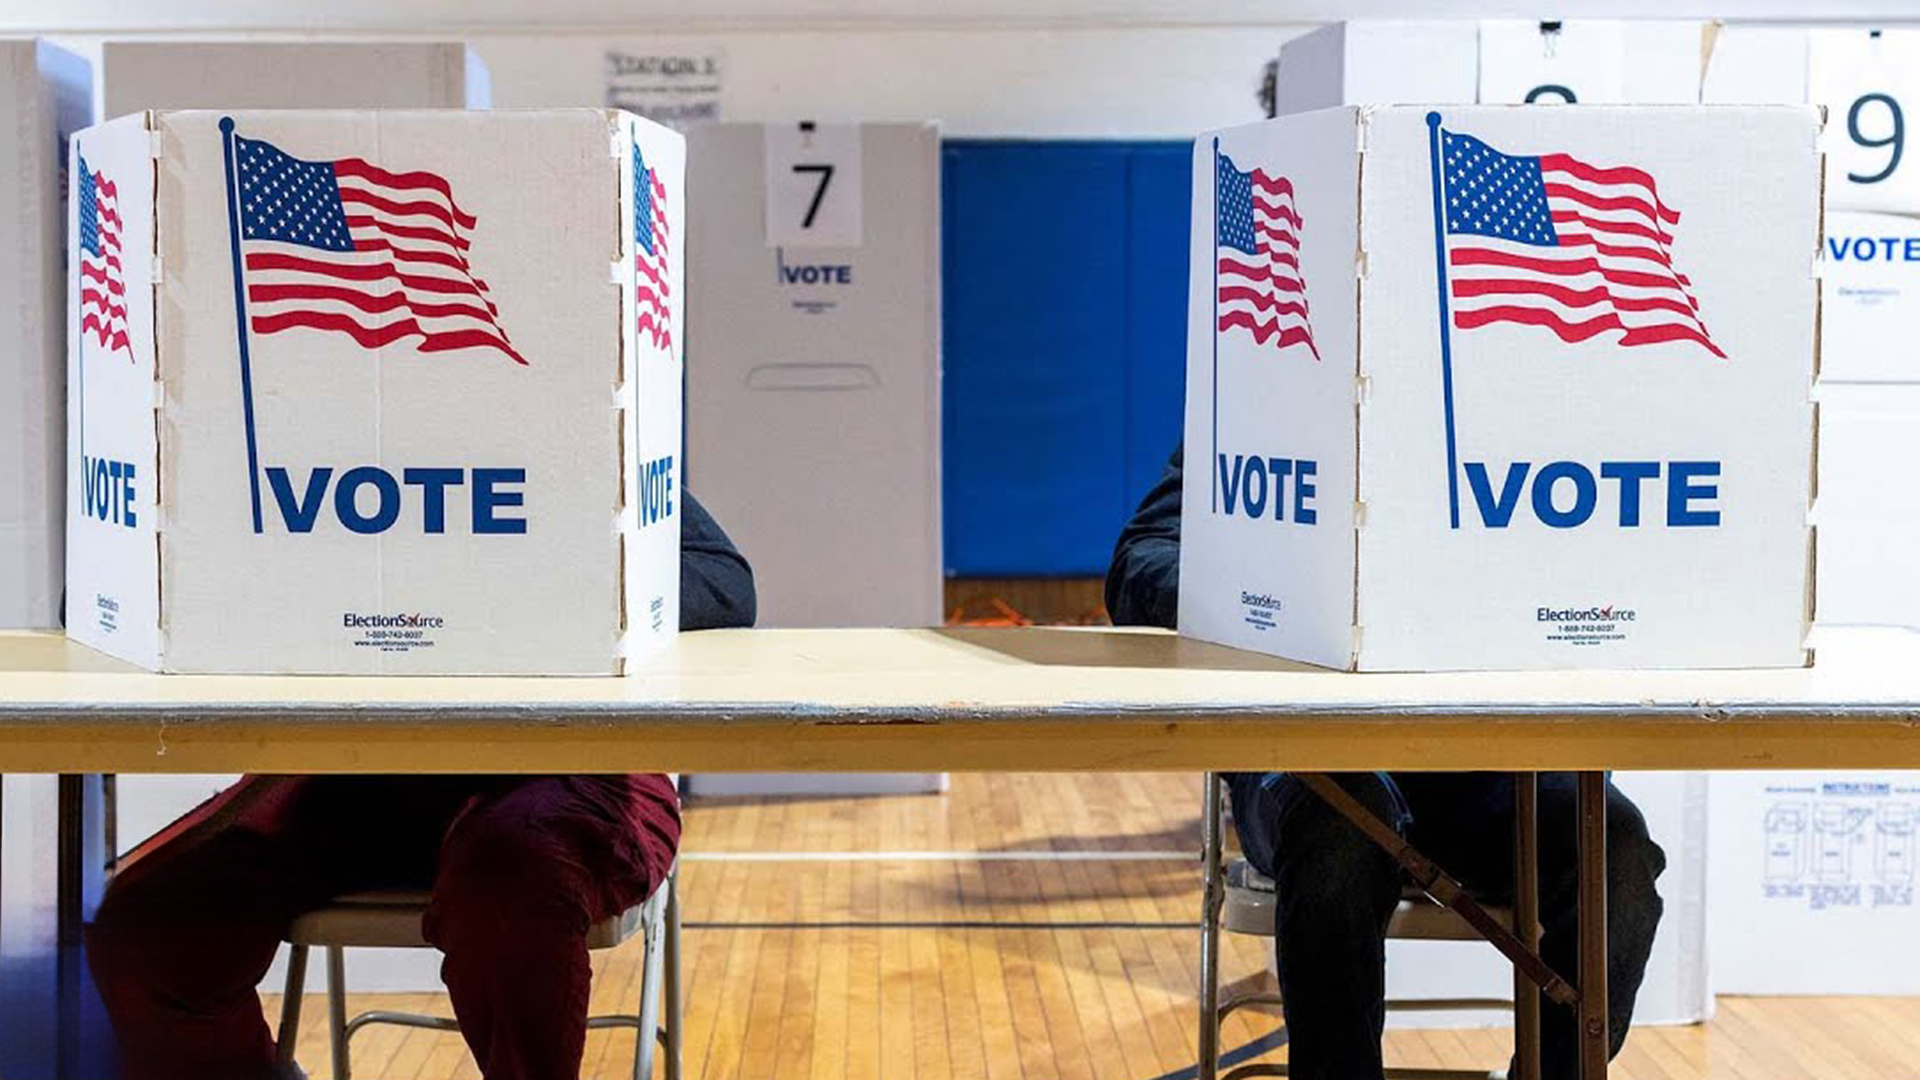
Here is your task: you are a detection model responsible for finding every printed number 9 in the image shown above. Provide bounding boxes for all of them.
[1847,93,1904,185]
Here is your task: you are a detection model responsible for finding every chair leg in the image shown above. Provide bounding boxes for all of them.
[664,872,683,1080]
[633,882,668,1080]
[1198,772,1226,1080]
[276,945,309,1067]
[327,946,351,1080]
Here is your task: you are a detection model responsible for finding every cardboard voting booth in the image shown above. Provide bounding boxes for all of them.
[685,122,942,629]
[1474,20,1708,105]
[1178,105,1821,673]
[1276,20,1707,119]
[101,41,489,115]
[0,41,90,630]
[1275,22,1480,117]
[67,109,682,674]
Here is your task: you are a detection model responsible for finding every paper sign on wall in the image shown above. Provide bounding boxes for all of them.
[1811,30,1920,214]
[606,48,724,131]
[1711,768,1920,994]
[1479,20,1704,105]
[764,122,863,248]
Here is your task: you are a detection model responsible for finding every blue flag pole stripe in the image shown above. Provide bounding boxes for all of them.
[1425,112,1463,531]
[218,117,267,534]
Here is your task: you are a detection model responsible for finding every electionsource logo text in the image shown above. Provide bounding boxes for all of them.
[1241,592,1284,612]
[343,612,447,629]
[1536,605,1635,623]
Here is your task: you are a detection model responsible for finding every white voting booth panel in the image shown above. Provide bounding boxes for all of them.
[68,109,681,674]
[0,41,90,631]
[1276,20,1709,117]
[1813,384,1920,627]
[1273,21,1479,116]
[100,41,489,115]
[1475,21,1708,105]
[683,122,943,800]
[684,122,941,630]
[1179,105,1818,672]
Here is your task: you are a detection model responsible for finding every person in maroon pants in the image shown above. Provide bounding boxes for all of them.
[85,494,756,1080]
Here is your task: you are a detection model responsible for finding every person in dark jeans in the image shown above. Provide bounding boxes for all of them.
[1106,447,1668,1080]
[86,493,755,1080]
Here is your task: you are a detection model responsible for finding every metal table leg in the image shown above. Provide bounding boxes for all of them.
[1197,771,1225,1080]
[1512,773,1541,1080]
[1292,772,1574,1006]
[1577,771,1609,1080]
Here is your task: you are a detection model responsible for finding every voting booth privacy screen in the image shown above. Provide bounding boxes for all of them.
[1274,20,1710,117]
[100,40,491,114]
[0,41,90,631]
[67,108,683,674]
[1179,105,1820,673]
[686,122,942,630]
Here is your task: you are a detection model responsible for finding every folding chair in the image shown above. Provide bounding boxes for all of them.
[275,867,681,1080]
[1198,774,1532,1080]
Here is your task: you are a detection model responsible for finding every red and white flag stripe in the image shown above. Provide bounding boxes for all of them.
[637,166,672,351]
[79,169,131,356]
[244,157,525,365]
[1448,153,1722,358]
[1218,170,1318,360]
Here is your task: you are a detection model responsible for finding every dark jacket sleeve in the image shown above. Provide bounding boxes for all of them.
[1104,446,1183,630]
[680,491,757,631]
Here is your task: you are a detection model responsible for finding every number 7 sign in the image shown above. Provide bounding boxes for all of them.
[763,122,864,248]
[1811,29,1920,214]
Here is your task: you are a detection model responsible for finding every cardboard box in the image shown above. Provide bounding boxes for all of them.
[1178,105,1821,671]
[101,41,489,116]
[0,41,90,630]
[685,122,942,629]
[67,109,682,673]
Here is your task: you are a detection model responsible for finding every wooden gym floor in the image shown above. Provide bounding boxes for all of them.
[265,772,1920,1080]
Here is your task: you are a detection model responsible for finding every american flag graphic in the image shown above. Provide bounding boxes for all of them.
[78,153,131,357]
[232,130,525,365]
[1216,151,1317,360]
[1439,126,1723,358]
[633,145,672,351]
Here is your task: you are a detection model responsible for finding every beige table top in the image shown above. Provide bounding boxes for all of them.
[1,627,1917,773]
